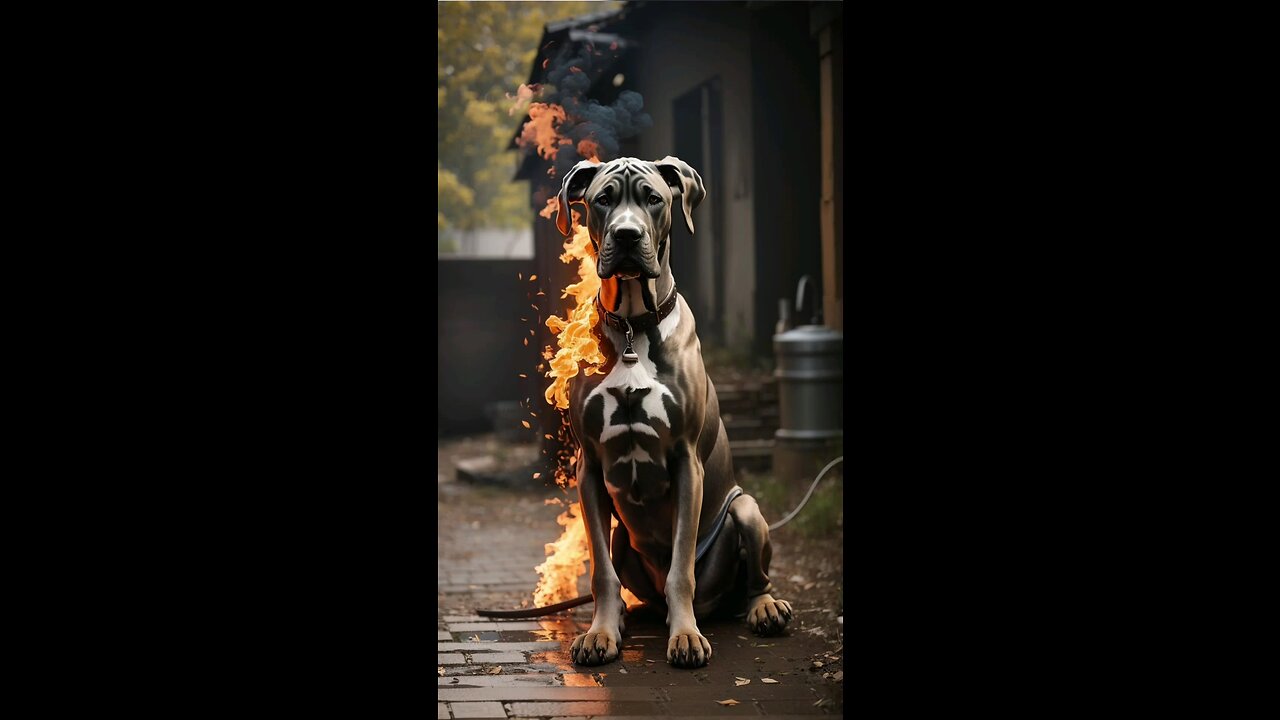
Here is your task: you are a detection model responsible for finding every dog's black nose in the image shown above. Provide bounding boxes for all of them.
[610,225,643,245]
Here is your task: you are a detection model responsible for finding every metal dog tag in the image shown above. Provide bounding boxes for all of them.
[622,319,638,364]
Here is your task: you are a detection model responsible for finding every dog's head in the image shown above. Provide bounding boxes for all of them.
[555,156,705,280]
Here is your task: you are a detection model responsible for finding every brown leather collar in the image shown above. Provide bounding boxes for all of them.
[596,284,679,333]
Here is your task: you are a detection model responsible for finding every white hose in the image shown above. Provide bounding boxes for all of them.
[767,456,844,531]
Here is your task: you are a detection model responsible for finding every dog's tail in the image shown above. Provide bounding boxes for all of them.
[475,594,593,618]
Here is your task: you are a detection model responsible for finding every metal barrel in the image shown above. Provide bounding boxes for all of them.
[773,324,843,441]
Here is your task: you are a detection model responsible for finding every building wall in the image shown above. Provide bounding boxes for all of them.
[749,3,822,356]
[437,258,541,436]
[625,2,756,352]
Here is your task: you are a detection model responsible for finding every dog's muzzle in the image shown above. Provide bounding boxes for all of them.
[599,223,659,280]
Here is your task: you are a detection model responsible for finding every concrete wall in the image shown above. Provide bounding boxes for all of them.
[624,2,756,351]
[437,258,542,436]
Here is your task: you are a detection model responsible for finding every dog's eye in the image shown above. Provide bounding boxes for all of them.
[595,194,611,206]
[648,195,662,206]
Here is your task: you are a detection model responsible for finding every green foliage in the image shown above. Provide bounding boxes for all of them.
[437,1,617,236]
[743,465,843,538]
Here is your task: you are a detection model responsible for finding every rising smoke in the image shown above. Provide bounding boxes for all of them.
[538,42,653,176]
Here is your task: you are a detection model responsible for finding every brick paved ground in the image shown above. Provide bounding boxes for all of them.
[438,436,844,718]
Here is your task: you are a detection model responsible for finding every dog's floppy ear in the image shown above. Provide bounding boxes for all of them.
[555,160,602,237]
[655,156,706,234]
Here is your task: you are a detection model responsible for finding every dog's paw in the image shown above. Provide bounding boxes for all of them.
[747,594,793,636]
[570,628,621,666]
[666,628,712,668]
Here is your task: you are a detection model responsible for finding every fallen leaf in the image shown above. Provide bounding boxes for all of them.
[717,699,740,706]
[533,472,542,479]
[619,667,628,674]
[814,699,826,707]
[833,670,844,681]
[804,582,816,590]
[752,643,773,647]
[813,661,824,668]
[823,672,832,679]
[645,659,655,664]
[488,667,502,675]
[734,677,750,686]
[737,635,749,640]
[521,421,531,428]
[761,677,779,684]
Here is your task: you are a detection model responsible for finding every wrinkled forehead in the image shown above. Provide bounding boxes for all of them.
[587,158,666,197]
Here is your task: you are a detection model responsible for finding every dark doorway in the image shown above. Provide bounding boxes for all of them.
[750,5,821,356]
[671,78,725,345]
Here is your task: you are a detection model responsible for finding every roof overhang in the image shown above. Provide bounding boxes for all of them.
[508,6,636,182]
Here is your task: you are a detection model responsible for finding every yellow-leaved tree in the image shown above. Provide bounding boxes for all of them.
[437,1,617,252]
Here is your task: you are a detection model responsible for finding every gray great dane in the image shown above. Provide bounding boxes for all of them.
[555,156,792,669]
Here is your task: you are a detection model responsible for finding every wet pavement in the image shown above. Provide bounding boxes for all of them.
[438,436,844,718]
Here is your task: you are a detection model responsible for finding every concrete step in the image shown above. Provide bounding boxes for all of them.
[723,414,779,441]
[730,438,773,472]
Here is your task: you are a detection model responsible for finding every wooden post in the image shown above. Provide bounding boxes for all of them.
[818,25,843,333]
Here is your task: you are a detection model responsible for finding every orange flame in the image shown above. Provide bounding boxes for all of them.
[577,139,601,163]
[533,500,589,606]
[519,103,571,160]
[538,196,559,220]
[507,83,540,116]
[543,210,613,409]
[518,92,627,611]
[533,505,645,610]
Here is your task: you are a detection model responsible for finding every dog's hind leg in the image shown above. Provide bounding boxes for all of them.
[728,493,794,636]
[691,513,743,619]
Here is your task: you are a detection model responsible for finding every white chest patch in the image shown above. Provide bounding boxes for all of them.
[587,304,683,504]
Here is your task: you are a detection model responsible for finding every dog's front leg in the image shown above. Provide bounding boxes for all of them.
[570,452,624,666]
[666,443,711,668]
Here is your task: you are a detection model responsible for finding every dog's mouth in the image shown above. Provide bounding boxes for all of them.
[608,257,646,280]
[599,240,660,280]
[615,261,643,280]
